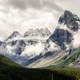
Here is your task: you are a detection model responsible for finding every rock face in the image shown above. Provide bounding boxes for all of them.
[49,28,73,49]
[24,28,51,37]
[6,40,26,55]
[59,10,80,31]
[48,10,80,50]
[14,40,26,55]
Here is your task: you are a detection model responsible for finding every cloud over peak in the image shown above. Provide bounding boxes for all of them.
[7,0,64,12]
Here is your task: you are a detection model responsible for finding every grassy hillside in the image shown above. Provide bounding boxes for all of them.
[0,55,20,67]
[47,66,80,80]
[0,55,79,80]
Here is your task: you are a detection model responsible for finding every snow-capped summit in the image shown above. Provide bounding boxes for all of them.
[4,28,51,57]
[4,31,25,55]
[24,28,51,38]
[21,28,51,57]
[57,10,80,49]
[6,31,22,41]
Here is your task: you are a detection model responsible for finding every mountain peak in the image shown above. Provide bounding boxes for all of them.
[24,28,51,37]
[6,31,22,41]
[58,10,80,31]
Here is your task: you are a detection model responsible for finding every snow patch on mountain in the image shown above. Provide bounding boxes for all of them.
[21,41,45,57]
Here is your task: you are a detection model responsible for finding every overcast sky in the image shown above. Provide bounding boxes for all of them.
[0,0,80,38]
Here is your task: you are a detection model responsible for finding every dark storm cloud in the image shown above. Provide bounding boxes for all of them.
[7,0,64,12]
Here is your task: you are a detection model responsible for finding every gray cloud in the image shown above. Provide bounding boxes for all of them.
[8,0,27,9]
[7,0,64,12]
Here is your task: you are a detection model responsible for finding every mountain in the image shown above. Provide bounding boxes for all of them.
[24,28,51,37]
[25,10,80,68]
[0,10,80,68]
[6,39,26,55]
[0,55,80,80]
[4,31,26,55]
[58,10,80,31]
[0,28,51,65]
[49,28,73,49]
[6,31,22,41]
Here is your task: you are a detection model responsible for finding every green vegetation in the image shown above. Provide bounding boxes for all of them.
[0,55,77,80]
[0,55,20,67]
[0,55,51,80]
[47,66,80,80]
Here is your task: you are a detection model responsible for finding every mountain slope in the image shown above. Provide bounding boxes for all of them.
[0,55,78,80]
[0,55,20,67]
